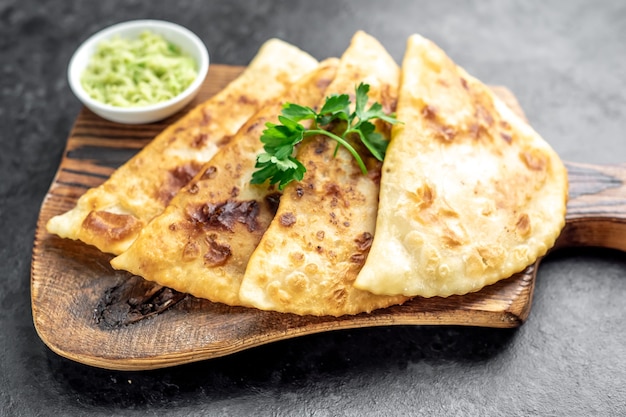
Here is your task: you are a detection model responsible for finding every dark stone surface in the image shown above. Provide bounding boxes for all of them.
[2,0,626,415]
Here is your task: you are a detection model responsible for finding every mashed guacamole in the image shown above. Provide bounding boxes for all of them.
[81,30,197,107]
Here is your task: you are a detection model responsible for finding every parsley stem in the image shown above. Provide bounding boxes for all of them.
[305,129,368,174]
[252,83,398,189]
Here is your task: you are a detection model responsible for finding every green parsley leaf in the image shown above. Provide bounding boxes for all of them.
[356,121,388,161]
[281,103,317,122]
[319,94,351,120]
[354,82,370,117]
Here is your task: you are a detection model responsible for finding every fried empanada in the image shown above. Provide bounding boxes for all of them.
[354,34,568,297]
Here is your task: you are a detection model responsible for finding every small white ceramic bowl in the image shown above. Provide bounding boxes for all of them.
[68,19,209,124]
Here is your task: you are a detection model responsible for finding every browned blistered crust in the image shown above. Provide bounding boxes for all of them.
[111,59,340,307]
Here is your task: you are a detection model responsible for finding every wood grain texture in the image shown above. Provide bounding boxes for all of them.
[31,65,626,370]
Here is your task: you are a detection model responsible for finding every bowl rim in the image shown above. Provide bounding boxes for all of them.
[67,19,210,115]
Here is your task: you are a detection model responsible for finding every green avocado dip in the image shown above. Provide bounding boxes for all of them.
[81,30,197,107]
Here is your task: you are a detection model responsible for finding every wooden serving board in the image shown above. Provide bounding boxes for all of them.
[31,64,626,370]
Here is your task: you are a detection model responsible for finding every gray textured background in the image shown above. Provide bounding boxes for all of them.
[2,0,626,416]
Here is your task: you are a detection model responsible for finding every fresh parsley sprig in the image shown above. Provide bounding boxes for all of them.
[251,83,401,190]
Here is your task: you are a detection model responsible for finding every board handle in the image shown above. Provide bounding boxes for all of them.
[555,161,626,251]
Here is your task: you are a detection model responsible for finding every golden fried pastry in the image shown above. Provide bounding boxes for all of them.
[354,34,568,298]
